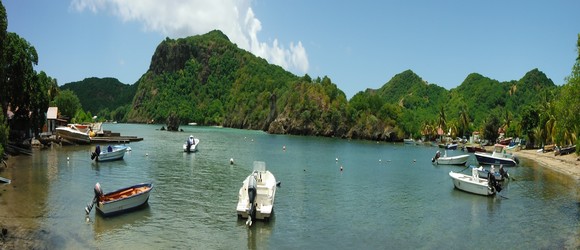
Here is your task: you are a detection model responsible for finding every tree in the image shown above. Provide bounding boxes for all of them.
[520,106,539,147]
[438,106,447,135]
[54,90,81,120]
[458,104,470,138]
[482,114,500,142]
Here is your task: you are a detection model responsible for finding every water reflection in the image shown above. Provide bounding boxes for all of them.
[92,204,152,238]
[237,215,275,250]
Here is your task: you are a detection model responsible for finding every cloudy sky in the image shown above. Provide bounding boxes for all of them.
[5,0,580,98]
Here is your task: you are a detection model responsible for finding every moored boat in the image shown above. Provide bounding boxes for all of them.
[183,135,200,153]
[431,151,470,165]
[56,124,91,144]
[555,145,576,156]
[404,138,415,144]
[475,144,518,166]
[91,145,128,162]
[85,182,153,217]
[237,161,278,226]
[449,168,502,196]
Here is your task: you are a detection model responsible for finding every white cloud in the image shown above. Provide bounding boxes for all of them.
[70,0,309,74]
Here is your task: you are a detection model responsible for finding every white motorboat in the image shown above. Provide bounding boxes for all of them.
[183,135,200,153]
[432,150,470,165]
[85,182,153,217]
[56,124,91,144]
[449,168,502,196]
[91,145,128,162]
[237,161,278,225]
[475,144,519,166]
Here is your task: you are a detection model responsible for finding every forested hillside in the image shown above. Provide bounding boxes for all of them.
[62,30,578,150]
[60,77,137,121]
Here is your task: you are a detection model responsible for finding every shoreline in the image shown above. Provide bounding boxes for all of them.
[480,144,580,181]
[511,148,580,181]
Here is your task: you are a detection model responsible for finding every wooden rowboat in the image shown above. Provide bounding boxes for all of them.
[86,182,153,217]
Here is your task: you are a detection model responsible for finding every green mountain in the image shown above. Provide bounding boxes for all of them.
[64,30,566,143]
[60,77,137,116]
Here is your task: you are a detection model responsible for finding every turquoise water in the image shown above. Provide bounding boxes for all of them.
[1,124,578,249]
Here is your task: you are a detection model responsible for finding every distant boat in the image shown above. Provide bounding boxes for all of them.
[91,145,128,162]
[555,145,576,156]
[431,151,469,165]
[237,161,278,226]
[85,182,153,217]
[404,138,415,144]
[183,135,200,153]
[188,122,197,126]
[449,168,502,196]
[0,176,10,184]
[475,144,518,166]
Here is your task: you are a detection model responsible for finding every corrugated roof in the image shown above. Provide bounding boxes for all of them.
[47,107,58,119]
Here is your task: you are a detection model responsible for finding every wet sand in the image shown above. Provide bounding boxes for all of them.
[508,147,580,181]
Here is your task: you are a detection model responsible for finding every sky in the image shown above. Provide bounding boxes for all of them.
[5,0,580,99]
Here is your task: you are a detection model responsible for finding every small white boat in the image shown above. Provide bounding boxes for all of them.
[403,138,415,144]
[432,150,470,165]
[91,145,128,162]
[85,182,153,216]
[449,168,502,196]
[237,161,278,225]
[475,144,519,166]
[183,135,200,153]
[56,124,91,144]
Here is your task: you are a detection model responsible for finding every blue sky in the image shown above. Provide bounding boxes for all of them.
[5,0,580,98]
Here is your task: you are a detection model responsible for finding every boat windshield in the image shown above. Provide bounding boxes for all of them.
[253,161,266,172]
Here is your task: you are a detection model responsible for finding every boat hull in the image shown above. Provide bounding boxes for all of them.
[237,163,277,221]
[97,183,153,216]
[435,154,470,165]
[474,153,517,166]
[449,171,494,196]
[56,127,91,144]
[96,146,127,162]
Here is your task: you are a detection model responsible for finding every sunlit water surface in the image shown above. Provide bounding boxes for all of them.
[0,124,578,249]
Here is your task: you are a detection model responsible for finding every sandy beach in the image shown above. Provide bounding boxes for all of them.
[510,148,580,181]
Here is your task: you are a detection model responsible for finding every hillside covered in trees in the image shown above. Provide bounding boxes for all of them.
[62,30,579,151]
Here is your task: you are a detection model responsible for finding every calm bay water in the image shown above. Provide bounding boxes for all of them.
[0,124,579,249]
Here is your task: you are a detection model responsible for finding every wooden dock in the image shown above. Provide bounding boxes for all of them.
[90,136,143,144]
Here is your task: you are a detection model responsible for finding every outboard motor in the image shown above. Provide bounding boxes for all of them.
[246,172,258,226]
[94,182,104,197]
[431,151,441,163]
[488,172,502,193]
[91,145,101,160]
[499,165,509,180]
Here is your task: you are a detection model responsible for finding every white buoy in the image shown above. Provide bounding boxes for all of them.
[340,165,343,171]
[230,158,234,165]
[145,153,149,157]
[282,145,286,151]
[67,156,70,161]
[336,157,339,162]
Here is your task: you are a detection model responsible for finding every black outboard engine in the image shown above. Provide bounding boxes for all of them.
[186,139,192,152]
[499,165,509,180]
[488,172,502,193]
[91,145,101,160]
[246,173,257,226]
[431,151,441,163]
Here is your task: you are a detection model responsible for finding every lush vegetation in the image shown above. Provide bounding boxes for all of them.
[60,77,137,122]
[1,2,577,156]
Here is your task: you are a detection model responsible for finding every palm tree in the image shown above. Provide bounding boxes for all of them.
[438,106,447,134]
[458,105,470,138]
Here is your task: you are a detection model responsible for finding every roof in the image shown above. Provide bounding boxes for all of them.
[47,107,58,119]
